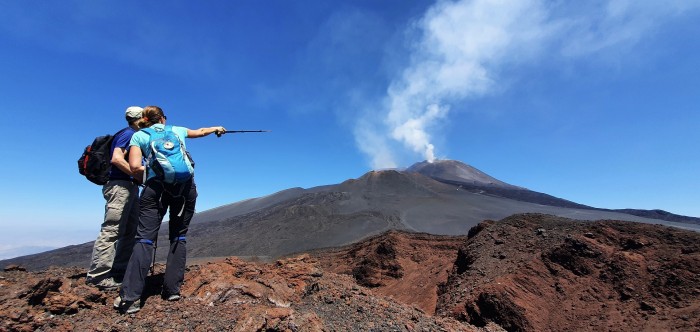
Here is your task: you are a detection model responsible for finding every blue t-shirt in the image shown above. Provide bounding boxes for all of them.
[109,127,137,181]
[129,124,190,181]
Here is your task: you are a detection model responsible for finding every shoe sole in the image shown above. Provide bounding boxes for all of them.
[125,306,141,314]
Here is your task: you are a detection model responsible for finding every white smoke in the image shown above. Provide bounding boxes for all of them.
[357,0,549,168]
[389,103,448,162]
[354,0,700,169]
[354,117,399,169]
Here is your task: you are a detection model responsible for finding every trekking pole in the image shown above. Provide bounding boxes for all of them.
[150,237,158,275]
[216,130,270,137]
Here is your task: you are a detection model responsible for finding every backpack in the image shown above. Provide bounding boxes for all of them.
[77,128,127,185]
[142,125,194,184]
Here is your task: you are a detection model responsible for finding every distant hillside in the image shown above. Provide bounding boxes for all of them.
[609,208,700,225]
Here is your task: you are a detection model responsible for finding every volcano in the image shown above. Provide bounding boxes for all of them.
[2,159,697,270]
[406,159,521,189]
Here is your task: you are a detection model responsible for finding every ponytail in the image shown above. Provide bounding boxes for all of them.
[137,106,165,128]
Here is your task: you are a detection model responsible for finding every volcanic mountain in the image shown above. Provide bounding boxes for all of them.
[2,160,697,270]
[407,160,521,189]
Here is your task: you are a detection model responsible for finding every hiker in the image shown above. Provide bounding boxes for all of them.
[115,105,225,314]
[86,106,143,290]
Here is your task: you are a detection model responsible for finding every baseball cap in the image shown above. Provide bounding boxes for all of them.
[125,106,143,121]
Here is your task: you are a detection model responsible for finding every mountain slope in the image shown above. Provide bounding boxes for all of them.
[408,160,700,224]
[3,161,696,270]
[406,160,521,189]
[407,160,592,209]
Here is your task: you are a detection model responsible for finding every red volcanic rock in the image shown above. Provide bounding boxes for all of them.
[0,254,477,331]
[437,213,700,331]
[2,213,698,331]
[314,214,700,331]
[313,230,467,315]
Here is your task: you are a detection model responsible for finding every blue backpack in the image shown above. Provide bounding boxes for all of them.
[142,125,194,184]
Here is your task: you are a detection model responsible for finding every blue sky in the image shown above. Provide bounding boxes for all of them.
[1,0,699,259]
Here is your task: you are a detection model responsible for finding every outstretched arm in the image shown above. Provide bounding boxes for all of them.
[187,126,226,138]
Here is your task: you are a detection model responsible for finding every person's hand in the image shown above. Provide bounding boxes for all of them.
[215,126,226,137]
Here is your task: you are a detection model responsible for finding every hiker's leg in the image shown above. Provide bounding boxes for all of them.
[111,181,140,281]
[163,236,187,297]
[163,180,197,296]
[87,182,130,282]
[120,181,166,302]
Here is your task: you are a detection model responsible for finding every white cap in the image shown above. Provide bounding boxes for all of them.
[125,106,143,121]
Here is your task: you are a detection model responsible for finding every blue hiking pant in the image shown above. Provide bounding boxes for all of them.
[120,178,197,302]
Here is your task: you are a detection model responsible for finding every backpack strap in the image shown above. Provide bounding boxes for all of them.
[140,127,159,184]
[164,125,183,142]
[141,126,160,137]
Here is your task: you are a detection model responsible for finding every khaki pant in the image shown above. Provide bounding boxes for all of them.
[87,180,139,282]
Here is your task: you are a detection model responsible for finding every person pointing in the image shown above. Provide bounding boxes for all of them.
[115,105,225,314]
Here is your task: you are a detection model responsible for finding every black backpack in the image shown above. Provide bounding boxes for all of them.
[78,128,126,185]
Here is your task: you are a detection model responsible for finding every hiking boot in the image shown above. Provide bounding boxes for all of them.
[94,278,121,291]
[114,297,141,314]
[85,276,103,287]
[166,294,181,301]
[113,296,120,308]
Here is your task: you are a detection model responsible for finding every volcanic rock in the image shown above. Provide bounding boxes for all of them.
[437,213,700,331]
[2,213,699,331]
[0,255,479,331]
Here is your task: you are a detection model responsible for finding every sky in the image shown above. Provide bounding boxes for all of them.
[1,0,699,260]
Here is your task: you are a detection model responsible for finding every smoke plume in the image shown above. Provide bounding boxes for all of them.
[354,0,700,169]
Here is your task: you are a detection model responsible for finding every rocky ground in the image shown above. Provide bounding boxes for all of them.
[312,214,700,331]
[311,231,467,315]
[2,213,699,331]
[436,214,700,332]
[0,255,483,331]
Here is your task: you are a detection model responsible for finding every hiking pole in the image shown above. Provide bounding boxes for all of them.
[216,130,271,137]
[150,237,158,275]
